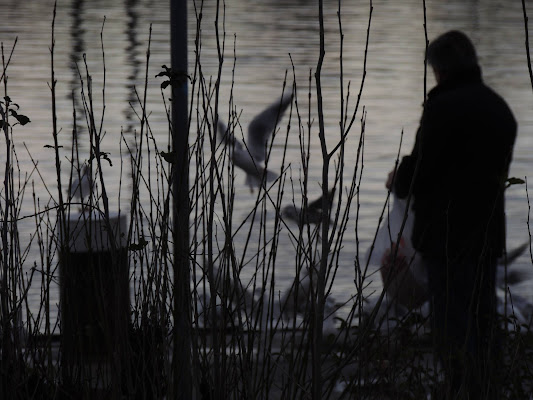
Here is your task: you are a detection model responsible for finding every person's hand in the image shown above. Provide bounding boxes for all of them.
[386,169,395,190]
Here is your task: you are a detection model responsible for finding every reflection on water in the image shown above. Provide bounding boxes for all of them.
[2,0,533,325]
[124,0,142,136]
[70,0,85,165]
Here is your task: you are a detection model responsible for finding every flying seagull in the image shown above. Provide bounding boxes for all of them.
[217,93,293,192]
[282,188,336,226]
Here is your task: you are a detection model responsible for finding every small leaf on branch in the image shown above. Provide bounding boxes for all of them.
[155,65,171,78]
[505,177,525,189]
[129,237,149,251]
[100,152,113,167]
[160,150,178,164]
[155,65,190,89]
[9,109,31,125]
[89,152,113,167]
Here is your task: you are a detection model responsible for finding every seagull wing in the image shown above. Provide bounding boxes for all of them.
[69,164,90,202]
[247,93,293,163]
[308,188,336,211]
[282,203,301,224]
[217,117,243,151]
[70,177,81,201]
[217,118,229,142]
[499,241,529,265]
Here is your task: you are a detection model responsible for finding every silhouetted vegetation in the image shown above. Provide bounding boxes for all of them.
[1,1,533,399]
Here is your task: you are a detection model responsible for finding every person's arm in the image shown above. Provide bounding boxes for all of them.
[392,93,446,199]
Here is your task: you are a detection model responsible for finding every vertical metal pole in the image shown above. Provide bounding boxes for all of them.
[170,0,191,398]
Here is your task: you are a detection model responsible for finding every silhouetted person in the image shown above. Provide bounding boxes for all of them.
[387,30,517,399]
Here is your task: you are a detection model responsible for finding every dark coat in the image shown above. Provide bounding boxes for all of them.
[394,66,517,261]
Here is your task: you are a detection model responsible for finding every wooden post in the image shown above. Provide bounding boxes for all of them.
[60,213,129,396]
[170,0,192,399]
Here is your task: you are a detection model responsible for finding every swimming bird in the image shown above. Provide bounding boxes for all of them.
[217,93,293,192]
[282,188,336,226]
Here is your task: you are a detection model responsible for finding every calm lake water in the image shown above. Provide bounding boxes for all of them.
[2,0,533,327]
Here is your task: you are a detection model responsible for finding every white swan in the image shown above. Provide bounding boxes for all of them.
[217,93,293,192]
